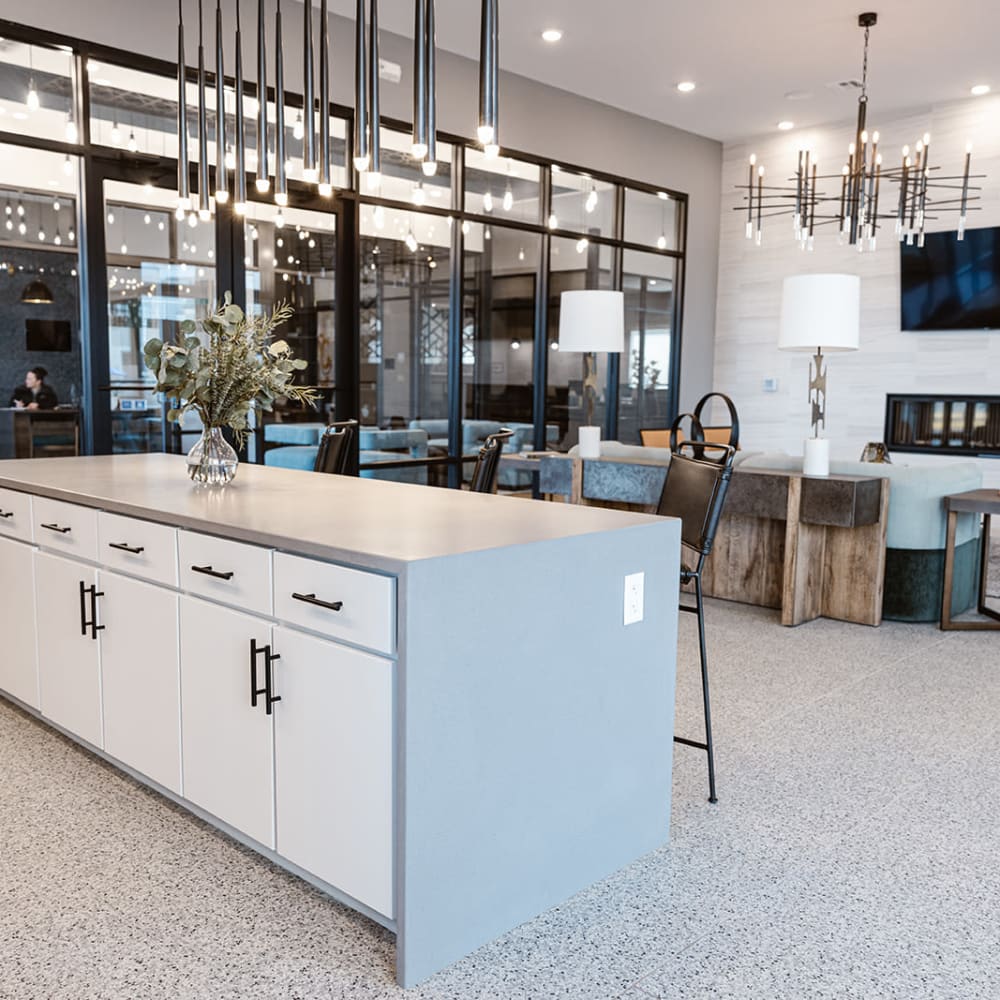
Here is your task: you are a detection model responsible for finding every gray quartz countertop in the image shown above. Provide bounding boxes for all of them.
[0,454,666,571]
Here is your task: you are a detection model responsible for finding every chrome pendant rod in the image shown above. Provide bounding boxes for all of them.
[369,0,381,175]
[234,0,247,211]
[426,0,436,172]
[489,0,498,147]
[303,0,315,176]
[275,0,287,204]
[177,0,190,208]
[256,0,269,191]
[214,0,228,202]
[319,0,331,192]
[412,0,427,158]
[197,0,210,215]
[354,0,369,171]
[477,0,490,145]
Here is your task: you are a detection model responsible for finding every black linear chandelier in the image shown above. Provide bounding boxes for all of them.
[738,12,982,252]
[176,0,501,218]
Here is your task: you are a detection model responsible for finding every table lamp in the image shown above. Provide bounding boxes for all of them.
[558,290,625,458]
[778,273,860,477]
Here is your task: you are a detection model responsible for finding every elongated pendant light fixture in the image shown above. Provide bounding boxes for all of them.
[214,0,228,204]
[255,0,269,192]
[274,0,288,206]
[412,0,427,160]
[302,0,316,181]
[234,0,247,213]
[368,0,381,180]
[318,0,332,196]
[353,0,369,172]
[477,0,499,157]
[197,0,211,219]
[424,0,436,176]
[177,0,190,212]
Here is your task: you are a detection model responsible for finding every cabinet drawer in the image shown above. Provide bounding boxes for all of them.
[0,487,33,543]
[273,552,396,655]
[178,530,272,616]
[98,512,178,588]
[32,496,98,561]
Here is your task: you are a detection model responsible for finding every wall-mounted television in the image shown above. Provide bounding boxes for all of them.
[900,225,1000,331]
[25,319,72,352]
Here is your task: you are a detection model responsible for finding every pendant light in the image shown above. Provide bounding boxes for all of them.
[353,0,369,172]
[318,0,332,196]
[177,0,190,210]
[477,0,499,157]
[302,0,316,182]
[274,0,287,206]
[214,0,228,203]
[21,278,54,305]
[255,0,269,193]
[233,0,247,214]
[369,0,381,180]
[412,0,437,176]
[196,0,211,220]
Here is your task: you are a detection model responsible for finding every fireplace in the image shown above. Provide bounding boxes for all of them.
[884,394,1000,456]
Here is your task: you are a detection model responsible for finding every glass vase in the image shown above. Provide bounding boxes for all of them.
[187,427,238,486]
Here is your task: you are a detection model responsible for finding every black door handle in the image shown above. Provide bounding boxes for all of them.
[0,510,13,519]
[291,592,344,612]
[191,564,234,580]
[109,542,145,555]
[79,579,88,636]
[79,582,104,640]
[250,639,281,714]
[41,522,72,534]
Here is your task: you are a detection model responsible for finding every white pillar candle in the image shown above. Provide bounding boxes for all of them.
[578,425,602,459]
[803,437,830,477]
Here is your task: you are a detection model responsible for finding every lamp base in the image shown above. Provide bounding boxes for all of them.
[803,437,830,477]
[578,425,602,458]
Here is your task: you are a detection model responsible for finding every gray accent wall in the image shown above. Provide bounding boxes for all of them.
[15,1,722,414]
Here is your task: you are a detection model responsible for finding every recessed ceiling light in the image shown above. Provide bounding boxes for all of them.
[971,84,991,96]
[777,120,795,131]
[676,81,696,93]
[541,29,562,43]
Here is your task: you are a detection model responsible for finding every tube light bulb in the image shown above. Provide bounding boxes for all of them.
[477,124,494,145]
[421,160,438,177]
[483,190,493,213]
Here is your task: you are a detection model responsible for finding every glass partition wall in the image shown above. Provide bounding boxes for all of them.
[0,17,687,481]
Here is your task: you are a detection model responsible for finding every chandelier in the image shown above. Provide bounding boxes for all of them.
[739,12,982,252]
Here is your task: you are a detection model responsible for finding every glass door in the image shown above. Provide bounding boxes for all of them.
[102,179,215,454]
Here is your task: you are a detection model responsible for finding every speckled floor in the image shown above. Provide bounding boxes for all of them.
[2,594,999,999]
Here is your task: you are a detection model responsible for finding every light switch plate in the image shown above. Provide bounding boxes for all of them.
[624,572,644,625]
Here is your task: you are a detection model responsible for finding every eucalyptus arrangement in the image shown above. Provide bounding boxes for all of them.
[143,293,318,485]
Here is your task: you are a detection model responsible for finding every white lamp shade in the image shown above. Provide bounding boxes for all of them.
[778,273,861,352]
[558,290,625,353]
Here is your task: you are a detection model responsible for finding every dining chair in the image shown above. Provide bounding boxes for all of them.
[657,435,737,803]
[314,420,358,475]
[469,429,514,494]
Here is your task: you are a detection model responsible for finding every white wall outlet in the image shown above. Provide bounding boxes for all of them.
[624,572,644,626]
[762,376,779,393]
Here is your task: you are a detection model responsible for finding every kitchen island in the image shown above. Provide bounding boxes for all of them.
[0,454,680,988]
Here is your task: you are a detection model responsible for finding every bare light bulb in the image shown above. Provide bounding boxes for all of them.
[656,234,667,250]
[548,213,558,229]
[576,237,588,253]
[63,155,73,176]
[38,228,46,242]
[110,121,122,145]
[188,212,198,228]
[412,184,426,207]
[143,213,151,225]
[127,131,138,153]
[293,111,304,141]
[107,210,115,224]
[65,117,78,143]
[26,81,39,112]
[373,205,385,229]
[585,187,599,213]
[225,147,237,170]
[18,221,27,236]
[68,228,75,241]
[274,211,285,228]
[405,230,418,253]
[518,247,525,261]
[503,187,513,211]
[483,190,494,213]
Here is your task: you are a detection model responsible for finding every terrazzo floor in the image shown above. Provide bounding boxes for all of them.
[2,572,999,999]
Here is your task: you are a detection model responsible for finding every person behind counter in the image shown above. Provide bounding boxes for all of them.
[10,366,58,410]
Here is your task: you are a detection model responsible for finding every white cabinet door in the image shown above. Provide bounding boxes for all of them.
[100,571,182,794]
[0,537,39,708]
[34,550,103,747]
[273,626,394,918]
[179,595,275,849]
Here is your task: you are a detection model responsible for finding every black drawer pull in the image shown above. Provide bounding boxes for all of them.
[41,522,72,534]
[109,542,145,555]
[292,592,343,612]
[191,564,234,581]
[250,639,282,715]
[0,510,13,519]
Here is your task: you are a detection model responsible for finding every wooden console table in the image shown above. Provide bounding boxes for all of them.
[941,489,999,630]
[538,454,890,627]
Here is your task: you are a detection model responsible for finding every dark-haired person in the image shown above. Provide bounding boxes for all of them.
[10,367,58,410]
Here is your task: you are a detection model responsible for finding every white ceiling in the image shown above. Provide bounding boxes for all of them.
[325,0,1000,142]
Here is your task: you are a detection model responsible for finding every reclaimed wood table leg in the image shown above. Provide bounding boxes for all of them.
[781,476,825,627]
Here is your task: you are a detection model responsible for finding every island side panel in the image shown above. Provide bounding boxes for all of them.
[396,518,680,987]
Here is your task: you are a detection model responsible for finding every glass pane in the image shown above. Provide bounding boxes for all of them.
[624,188,681,251]
[359,203,451,485]
[462,224,543,484]
[0,145,82,447]
[366,127,452,207]
[617,250,676,445]
[89,60,349,190]
[104,180,216,454]
[464,151,540,225]
[244,200,336,431]
[549,166,614,237]
[547,238,614,450]
[0,41,78,144]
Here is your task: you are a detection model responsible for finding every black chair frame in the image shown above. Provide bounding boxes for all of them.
[314,419,358,475]
[469,428,514,494]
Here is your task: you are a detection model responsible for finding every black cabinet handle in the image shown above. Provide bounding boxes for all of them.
[79,581,104,640]
[191,564,234,581]
[41,522,72,534]
[79,580,88,636]
[109,542,145,555]
[291,592,343,612]
[249,639,281,715]
[0,510,13,519]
